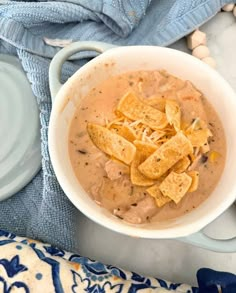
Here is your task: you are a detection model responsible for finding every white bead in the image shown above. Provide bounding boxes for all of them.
[222,3,235,12]
[202,57,216,69]
[192,45,210,59]
[187,30,207,50]
[233,6,236,17]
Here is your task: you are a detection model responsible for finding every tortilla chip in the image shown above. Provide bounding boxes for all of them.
[130,141,157,186]
[131,153,155,186]
[87,123,136,165]
[110,124,137,142]
[181,121,190,131]
[186,128,212,147]
[159,171,192,204]
[172,157,191,173]
[165,100,181,131]
[186,118,207,132]
[133,140,158,154]
[188,153,195,163]
[138,132,193,179]
[144,97,166,112]
[117,92,168,130]
[146,184,171,207]
[200,142,210,154]
[187,171,199,192]
[147,130,166,143]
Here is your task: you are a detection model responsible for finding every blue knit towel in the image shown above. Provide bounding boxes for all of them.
[0,0,234,252]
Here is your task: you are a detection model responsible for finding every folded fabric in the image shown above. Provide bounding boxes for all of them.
[0,229,236,292]
[0,229,198,292]
[197,269,236,293]
[0,0,235,252]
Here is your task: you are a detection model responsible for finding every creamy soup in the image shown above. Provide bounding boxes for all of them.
[69,70,226,224]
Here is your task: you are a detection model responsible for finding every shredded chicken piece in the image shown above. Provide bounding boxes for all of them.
[194,147,200,157]
[94,200,101,206]
[176,81,208,124]
[122,196,158,224]
[105,160,129,181]
[90,182,103,202]
[188,154,202,171]
[113,207,127,218]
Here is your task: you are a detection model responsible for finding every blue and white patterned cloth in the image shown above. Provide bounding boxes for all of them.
[0,229,235,293]
[0,0,235,252]
[0,230,198,292]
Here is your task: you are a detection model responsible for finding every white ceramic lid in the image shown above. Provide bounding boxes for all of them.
[0,54,41,201]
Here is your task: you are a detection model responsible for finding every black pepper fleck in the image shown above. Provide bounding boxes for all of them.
[77,149,87,155]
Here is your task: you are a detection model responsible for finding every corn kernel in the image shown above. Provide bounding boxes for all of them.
[209,151,220,163]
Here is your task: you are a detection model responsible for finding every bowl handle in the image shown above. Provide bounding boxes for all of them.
[179,231,236,253]
[49,41,116,102]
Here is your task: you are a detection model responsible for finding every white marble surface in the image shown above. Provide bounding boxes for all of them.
[75,12,236,287]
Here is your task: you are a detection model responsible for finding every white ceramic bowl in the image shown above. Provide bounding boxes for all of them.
[48,42,236,252]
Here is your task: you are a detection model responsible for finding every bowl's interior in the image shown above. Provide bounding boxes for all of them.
[49,46,236,238]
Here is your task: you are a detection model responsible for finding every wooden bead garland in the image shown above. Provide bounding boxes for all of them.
[222,3,235,12]
[187,29,215,68]
[233,6,236,17]
[192,45,210,59]
[187,3,236,69]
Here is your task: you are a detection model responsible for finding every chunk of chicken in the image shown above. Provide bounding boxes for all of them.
[105,160,130,181]
[122,196,158,224]
[176,81,207,125]
[138,71,164,97]
[101,176,145,211]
